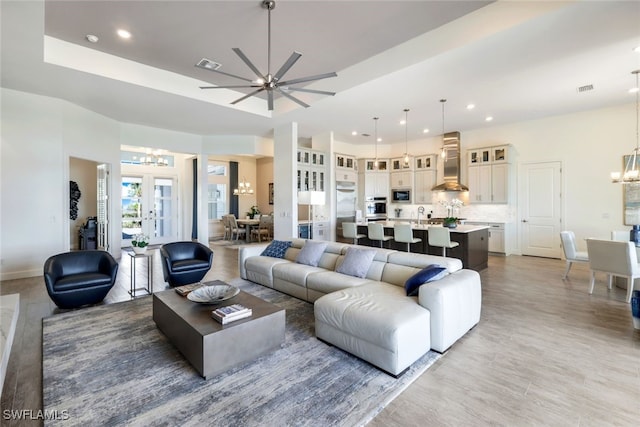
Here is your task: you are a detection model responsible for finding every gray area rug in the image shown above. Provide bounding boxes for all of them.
[43,279,441,426]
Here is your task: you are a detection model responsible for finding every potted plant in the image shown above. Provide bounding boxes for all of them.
[247,205,261,219]
[132,233,149,254]
[439,198,464,228]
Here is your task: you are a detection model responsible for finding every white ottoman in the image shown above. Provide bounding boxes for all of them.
[314,282,431,376]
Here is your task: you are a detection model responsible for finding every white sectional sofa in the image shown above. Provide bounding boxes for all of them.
[238,239,481,376]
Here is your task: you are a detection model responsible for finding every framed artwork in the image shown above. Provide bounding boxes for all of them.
[269,182,274,205]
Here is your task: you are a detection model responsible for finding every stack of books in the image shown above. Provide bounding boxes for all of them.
[211,304,252,324]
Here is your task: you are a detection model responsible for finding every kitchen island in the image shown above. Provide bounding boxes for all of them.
[356,222,489,271]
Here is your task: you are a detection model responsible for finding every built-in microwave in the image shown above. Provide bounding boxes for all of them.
[391,189,411,203]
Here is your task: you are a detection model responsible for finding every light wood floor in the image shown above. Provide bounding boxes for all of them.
[1,245,639,426]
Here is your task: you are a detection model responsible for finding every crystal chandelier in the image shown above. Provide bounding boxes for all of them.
[611,70,640,183]
[233,177,254,195]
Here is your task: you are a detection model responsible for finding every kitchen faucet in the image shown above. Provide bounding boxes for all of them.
[417,206,425,225]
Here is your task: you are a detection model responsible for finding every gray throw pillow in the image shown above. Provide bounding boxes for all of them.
[336,247,377,278]
[296,241,328,267]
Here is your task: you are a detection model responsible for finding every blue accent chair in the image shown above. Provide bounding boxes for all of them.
[160,242,213,287]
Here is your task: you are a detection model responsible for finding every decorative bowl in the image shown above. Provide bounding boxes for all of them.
[187,284,239,304]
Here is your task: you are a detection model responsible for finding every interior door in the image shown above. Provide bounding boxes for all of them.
[520,161,562,258]
[121,174,178,246]
[96,163,110,251]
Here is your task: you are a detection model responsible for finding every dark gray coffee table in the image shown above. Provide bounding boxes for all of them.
[152,283,285,379]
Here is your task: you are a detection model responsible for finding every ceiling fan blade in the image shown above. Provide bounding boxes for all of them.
[230,88,266,105]
[278,71,337,86]
[276,87,310,109]
[195,63,254,83]
[267,91,274,111]
[200,85,262,89]
[273,51,302,82]
[232,48,265,81]
[283,87,336,96]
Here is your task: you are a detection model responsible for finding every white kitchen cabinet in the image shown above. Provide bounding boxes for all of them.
[337,169,357,183]
[336,154,357,171]
[391,157,412,171]
[312,221,329,241]
[390,171,412,188]
[298,149,327,191]
[415,155,436,170]
[466,222,507,254]
[363,158,389,171]
[362,172,389,198]
[413,170,436,204]
[468,165,492,203]
[467,144,511,204]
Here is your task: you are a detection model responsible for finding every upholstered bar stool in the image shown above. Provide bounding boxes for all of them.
[428,226,459,256]
[343,222,366,245]
[368,222,393,248]
[393,223,422,252]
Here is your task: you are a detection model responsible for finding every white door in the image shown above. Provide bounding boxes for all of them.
[121,175,178,246]
[96,163,110,251]
[520,161,562,258]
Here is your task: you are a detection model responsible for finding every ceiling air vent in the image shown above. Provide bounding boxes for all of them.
[195,58,222,71]
[576,84,594,93]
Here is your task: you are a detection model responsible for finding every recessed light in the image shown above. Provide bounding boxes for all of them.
[485,116,493,122]
[466,104,475,110]
[351,131,357,136]
[377,138,382,142]
[634,45,640,53]
[399,120,406,125]
[630,87,640,94]
[117,29,131,39]
[423,128,429,134]
[85,34,99,43]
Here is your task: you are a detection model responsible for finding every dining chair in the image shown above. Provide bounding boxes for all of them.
[251,215,272,242]
[560,231,589,279]
[611,230,630,242]
[343,222,365,245]
[586,238,639,303]
[228,215,247,241]
[222,215,232,240]
[393,223,422,253]
[428,226,459,256]
[367,222,393,248]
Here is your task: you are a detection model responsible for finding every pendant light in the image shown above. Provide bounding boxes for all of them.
[440,99,447,160]
[373,117,380,169]
[403,108,410,166]
[611,70,640,183]
[233,176,254,195]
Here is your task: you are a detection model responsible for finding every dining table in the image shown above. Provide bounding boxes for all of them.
[236,218,260,242]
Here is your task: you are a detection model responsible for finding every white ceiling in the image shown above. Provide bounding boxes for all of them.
[2,0,639,146]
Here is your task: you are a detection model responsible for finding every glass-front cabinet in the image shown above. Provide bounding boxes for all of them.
[415,155,435,170]
[364,158,388,171]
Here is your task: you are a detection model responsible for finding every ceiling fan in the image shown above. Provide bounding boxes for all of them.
[196,0,337,111]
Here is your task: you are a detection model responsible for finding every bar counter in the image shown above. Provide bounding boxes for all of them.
[355,222,489,271]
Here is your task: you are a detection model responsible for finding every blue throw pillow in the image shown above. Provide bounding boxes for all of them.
[261,240,292,258]
[404,265,448,296]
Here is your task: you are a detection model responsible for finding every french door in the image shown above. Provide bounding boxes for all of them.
[121,174,178,246]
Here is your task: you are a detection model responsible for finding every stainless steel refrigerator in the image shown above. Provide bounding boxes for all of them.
[336,180,357,243]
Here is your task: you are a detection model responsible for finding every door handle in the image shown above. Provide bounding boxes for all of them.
[522,219,528,222]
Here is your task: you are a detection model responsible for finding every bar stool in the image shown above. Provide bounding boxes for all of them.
[393,223,422,252]
[368,222,393,248]
[343,222,366,245]
[428,226,459,256]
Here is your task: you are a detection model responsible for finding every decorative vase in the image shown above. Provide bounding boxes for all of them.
[631,290,640,330]
[443,221,457,229]
[132,246,147,255]
[631,225,640,247]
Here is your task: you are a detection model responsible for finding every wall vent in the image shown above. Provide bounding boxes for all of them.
[577,84,594,93]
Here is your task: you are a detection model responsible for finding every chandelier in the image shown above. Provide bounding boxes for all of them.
[234,177,254,196]
[611,70,640,183]
[139,149,169,166]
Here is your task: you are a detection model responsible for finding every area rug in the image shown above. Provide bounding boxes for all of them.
[42,279,441,426]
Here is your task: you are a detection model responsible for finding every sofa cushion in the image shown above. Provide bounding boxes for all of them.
[261,240,292,258]
[306,270,375,295]
[336,247,377,278]
[273,262,325,287]
[296,241,328,267]
[404,265,448,296]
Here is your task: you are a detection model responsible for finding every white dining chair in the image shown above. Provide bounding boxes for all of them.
[428,226,459,256]
[367,222,393,248]
[393,223,422,252]
[586,238,639,303]
[560,231,589,279]
[611,230,630,241]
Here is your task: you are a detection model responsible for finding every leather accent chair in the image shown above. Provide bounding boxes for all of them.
[160,241,214,287]
[44,250,118,309]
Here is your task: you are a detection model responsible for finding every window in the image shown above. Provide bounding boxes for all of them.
[207,161,228,220]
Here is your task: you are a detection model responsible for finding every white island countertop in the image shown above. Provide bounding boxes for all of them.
[357,221,490,234]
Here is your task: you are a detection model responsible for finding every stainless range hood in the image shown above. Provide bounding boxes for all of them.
[432,131,469,192]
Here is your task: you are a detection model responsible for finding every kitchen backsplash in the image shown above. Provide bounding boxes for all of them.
[387,202,516,223]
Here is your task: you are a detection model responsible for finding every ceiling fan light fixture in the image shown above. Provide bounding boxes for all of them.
[197,0,337,111]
